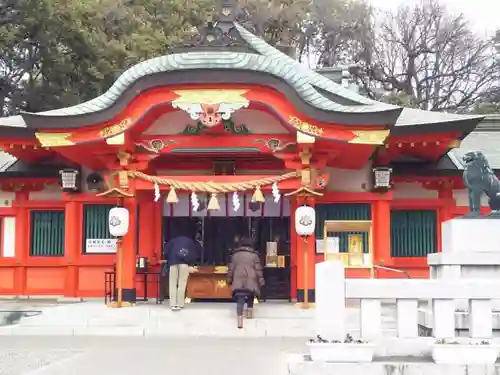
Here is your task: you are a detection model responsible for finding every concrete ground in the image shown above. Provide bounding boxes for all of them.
[0,336,306,375]
[0,299,399,338]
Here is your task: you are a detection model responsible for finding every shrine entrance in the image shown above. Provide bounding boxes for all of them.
[161,194,292,301]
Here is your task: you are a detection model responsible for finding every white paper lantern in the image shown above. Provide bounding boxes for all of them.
[108,207,130,237]
[295,205,316,236]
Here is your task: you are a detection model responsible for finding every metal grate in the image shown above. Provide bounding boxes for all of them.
[30,211,65,257]
[390,210,437,257]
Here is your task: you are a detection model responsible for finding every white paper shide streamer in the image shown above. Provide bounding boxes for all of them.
[154,182,160,202]
[191,192,200,212]
[232,192,240,212]
[272,182,280,203]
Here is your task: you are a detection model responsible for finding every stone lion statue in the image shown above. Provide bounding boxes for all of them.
[462,151,500,216]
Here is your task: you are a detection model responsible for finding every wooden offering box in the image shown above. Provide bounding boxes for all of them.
[187,266,232,300]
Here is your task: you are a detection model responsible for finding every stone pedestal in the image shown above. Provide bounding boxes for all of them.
[429,218,500,286]
[423,218,500,331]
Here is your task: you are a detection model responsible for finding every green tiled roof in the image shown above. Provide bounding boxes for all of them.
[0,22,484,130]
[26,22,396,119]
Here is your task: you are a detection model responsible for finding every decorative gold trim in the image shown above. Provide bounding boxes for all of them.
[96,187,134,198]
[214,265,228,273]
[215,279,227,289]
[172,89,249,105]
[35,132,74,147]
[288,116,324,137]
[100,118,132,139]
[349,130,390,145]
[284,186,323,197]
[118,171,129,188]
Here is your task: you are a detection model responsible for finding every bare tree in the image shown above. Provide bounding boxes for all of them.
[351,0,500,112]
[296,0,373,67]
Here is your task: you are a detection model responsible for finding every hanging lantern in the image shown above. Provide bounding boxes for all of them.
[295,205,316,236]
[108,207,130,237]
[59,169,80,192]
[372,167,392,191]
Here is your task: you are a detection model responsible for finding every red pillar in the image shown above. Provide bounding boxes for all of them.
[373,194,392,270]
[290,198,297,301]
[294,195,316,303]
[13,191,29,295]
[137,198,156,298]
[438,187,455,252]
[63,199,81,296]
[121,197,138,303]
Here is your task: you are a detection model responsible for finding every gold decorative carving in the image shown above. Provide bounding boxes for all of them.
[288,116,324,137]
[35,132,74,147]
[135,139,175,153]
[215,279,227,289]
[299,148,312,165]
[117,150,132,166]
[285,186,323,197]
[349,130,390,145]
[300,169,312,186]
[118,171,129,188]
[214,265,228,274]
[96,187,134,198]
[100,118,132,139]
[172,90,249,128]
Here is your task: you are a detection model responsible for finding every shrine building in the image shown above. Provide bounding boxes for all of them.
[0,1,494,303]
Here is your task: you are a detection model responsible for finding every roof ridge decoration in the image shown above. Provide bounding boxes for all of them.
[181,0,256,49]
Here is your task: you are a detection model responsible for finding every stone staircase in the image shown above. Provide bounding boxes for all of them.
[0,300,398,337]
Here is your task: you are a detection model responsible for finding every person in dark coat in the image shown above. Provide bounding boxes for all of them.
[162,235,201,310]
[227,238,265,328]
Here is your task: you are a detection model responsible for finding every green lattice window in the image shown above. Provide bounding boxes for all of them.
[30,211,65,257]
[82,204,114,254]
[315,203,371,253]
[390,210,437,257]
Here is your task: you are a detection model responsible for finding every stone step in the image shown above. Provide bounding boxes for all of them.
[0,301,398,338]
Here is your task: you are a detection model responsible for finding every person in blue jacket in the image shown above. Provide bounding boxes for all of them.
[162,235,201,310]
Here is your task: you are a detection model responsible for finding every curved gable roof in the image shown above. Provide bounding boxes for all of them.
[0,21,483,136]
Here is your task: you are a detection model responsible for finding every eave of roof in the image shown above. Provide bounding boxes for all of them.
[444,114,500,170]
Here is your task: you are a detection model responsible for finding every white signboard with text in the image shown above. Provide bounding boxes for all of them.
[85,238,117,254]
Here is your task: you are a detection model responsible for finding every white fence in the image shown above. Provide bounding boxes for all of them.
[316,261,500,341]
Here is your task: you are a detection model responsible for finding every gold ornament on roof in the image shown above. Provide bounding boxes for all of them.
[288,116,324,137]
[35,132,74,147]
[172,89,250,128]
[349,130,390,145]
[100,118,133,139]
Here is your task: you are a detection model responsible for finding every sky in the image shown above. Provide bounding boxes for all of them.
[367,0,500,37]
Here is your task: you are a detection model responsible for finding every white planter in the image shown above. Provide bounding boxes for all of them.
[432,344,498,365]
[307,342,375,363]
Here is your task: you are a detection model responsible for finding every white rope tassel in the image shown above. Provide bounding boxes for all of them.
[191,192,200,212]
[154,182,160,202]
[232,191,241,212]
[272,182,280,203]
